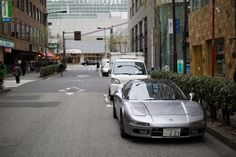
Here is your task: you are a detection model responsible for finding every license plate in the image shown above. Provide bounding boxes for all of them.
[163,128,181,137]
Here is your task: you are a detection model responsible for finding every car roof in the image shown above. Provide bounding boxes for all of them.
[131,79,175,85]
[113,59,144,62]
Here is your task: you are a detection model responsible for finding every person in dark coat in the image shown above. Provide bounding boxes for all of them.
[0,61,4,87]
[21,60,26,76]
[14,64,21,84]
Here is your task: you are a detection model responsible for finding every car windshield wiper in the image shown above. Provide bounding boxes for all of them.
[116,73,132,75]
[142,98,155,100]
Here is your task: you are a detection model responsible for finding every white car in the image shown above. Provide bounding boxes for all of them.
[101,62,110,76]
[109,59,148,100]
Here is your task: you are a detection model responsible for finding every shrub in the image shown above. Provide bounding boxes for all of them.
[39,64,59,78]
[151,71,236,126]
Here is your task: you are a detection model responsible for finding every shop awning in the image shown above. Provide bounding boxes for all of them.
[47,51,56,58]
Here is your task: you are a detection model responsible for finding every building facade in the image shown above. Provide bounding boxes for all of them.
[159,1,189,73]
[189,0,236,79]
[0,0,47,72]
[47,0,128,63]
[128,0,159,70]
[128,0,187,71]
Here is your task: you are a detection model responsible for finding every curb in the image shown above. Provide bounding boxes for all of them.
[0,88,12,95]
[207,126,236,150]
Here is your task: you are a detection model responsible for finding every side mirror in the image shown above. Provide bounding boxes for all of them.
[189,92,195,101]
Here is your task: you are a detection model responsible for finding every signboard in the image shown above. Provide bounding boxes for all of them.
[175,18,180,33]
[0,0,13,23]
[0,37,14,48]
[48,43,60,49]
[4,47,11,53]
[168,19,173,34]
[168,18,180,34]
[177,59,183,74]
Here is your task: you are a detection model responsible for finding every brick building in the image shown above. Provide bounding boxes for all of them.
[189,0,236,79]
[0,0,47,73]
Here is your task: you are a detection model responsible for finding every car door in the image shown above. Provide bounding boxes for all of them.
[116,81,132,120]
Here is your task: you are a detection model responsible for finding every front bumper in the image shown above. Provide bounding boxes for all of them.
[123,119,206,138]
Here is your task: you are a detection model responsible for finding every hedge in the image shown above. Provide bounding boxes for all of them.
[151,71,236,126]
[40,64,60,78]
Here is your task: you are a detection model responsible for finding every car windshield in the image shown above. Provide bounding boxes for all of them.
[128,82,188,100]
[103,63,110,68]
[113,61,146,75]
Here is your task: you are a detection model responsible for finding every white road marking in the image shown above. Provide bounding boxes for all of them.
[58,87,86,95]
[3,80,35,88]
[104,94,112,108]
[106,104,113,108]
[77,75,89,78]
[66,92,74,95]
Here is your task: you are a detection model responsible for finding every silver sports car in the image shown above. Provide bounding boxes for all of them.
[113,79,206,138]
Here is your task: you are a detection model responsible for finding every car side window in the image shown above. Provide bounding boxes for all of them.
[122,81,132,99]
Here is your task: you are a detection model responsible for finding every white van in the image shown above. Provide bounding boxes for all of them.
[108,59,148,100]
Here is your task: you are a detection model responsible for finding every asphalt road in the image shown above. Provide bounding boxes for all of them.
[0,64,235,157]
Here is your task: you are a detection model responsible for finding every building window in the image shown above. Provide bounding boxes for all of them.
[21,0,25,12]
[22,23,26,40]
[11,22,15,37]
[16,20,21,39]
[29,2,32,17]
[30,27,33,42]
[190,0,211,11]
[17,0,20,9]
[26,25,30,41]
[139,21,143,52]
[26,0,29,15]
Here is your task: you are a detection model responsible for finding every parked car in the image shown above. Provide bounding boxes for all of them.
[109,59,148,100]
[81,60,97,65]
[101,62,110,76]
[113,79,206,138]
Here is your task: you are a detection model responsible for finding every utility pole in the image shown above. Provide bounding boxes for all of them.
[172,0,177,72]
[182,0,188,74]
[211,0,215,77]
[62,31,66,64]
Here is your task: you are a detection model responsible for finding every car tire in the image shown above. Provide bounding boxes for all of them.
[113,101,117,119]
[120,114,128,138]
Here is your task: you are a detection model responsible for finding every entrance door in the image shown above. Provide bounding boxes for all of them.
[193,45,203,76]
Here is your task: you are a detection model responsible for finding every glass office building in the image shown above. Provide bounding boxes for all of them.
[47,0,128,19]
[47,0,128,63]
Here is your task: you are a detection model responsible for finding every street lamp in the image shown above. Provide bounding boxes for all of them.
[44,10,67,61]
[97,27,113,58]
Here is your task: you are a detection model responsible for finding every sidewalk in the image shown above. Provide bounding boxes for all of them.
[0,72,40,92]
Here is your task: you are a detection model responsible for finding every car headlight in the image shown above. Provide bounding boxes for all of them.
[111,78,120,84]
[191,120,206,127]
[130,121,150,126]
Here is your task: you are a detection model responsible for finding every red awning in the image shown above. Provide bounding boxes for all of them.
[47,51,55,58]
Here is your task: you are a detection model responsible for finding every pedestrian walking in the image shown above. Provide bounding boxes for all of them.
[13,64,21,84]
[96,61,100,69]
[21,60,26,76]
[0,61,4,89]
[59,62,64,76]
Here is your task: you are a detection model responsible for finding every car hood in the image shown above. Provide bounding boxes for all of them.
[129,100,203,116]
[111,74,148,84]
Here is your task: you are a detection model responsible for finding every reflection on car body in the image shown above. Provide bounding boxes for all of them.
[113,79,206,138]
